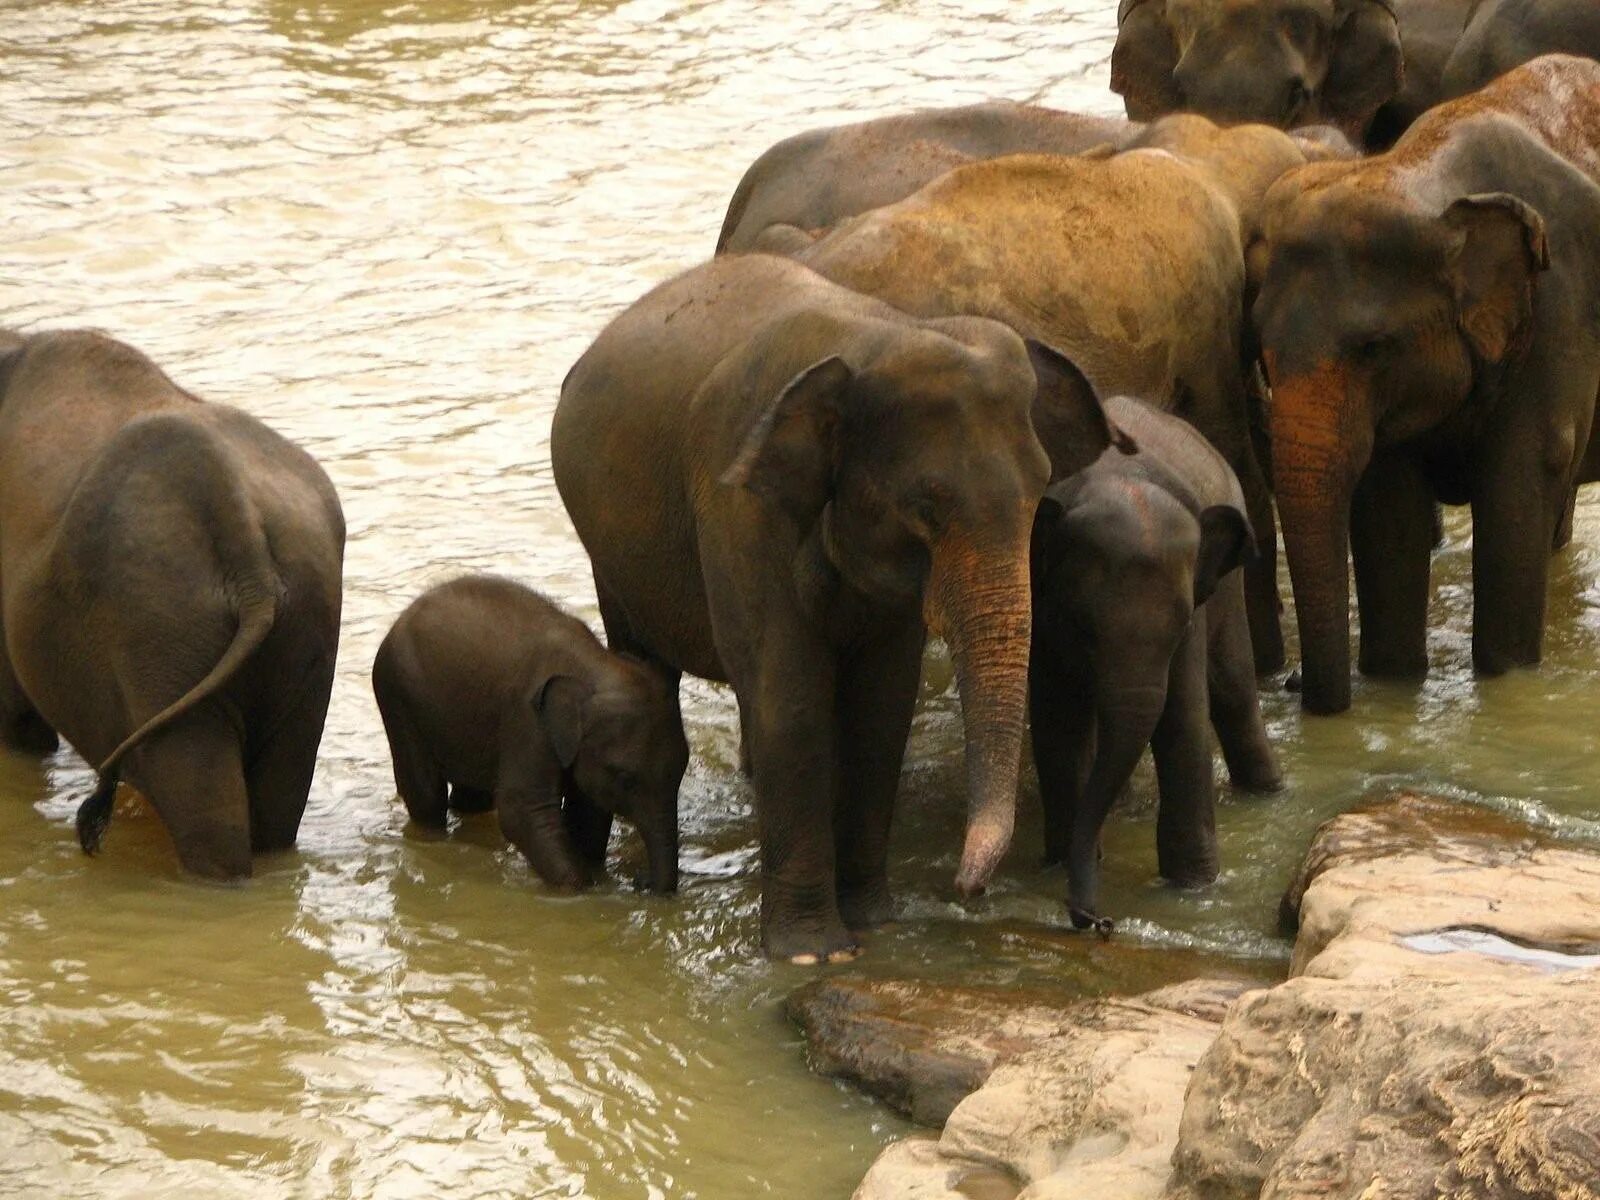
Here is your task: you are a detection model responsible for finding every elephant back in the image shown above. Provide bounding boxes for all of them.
[1100,395,1248,519]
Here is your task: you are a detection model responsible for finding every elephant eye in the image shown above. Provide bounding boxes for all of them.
[1349,331,1397,364]
[908,481,953,533]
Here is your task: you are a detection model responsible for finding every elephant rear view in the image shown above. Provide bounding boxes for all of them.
[0,331,345,878]
[552,254,1127,962]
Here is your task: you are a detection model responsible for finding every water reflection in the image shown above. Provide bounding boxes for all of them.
[1,1,1598,1197]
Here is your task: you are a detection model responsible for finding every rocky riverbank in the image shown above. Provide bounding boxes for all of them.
[792,792,1600,1199]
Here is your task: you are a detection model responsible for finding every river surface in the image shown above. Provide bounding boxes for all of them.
[3,2,1600,1197]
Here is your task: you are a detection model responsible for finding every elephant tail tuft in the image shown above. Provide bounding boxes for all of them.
[75,769,119,855]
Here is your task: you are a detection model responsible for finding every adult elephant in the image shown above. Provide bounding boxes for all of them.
[1442,0,1600,99]
[552,254,1125,962]
[792,116,1333,673]
[0,330,345,876]
[715,102,1136,254]
[1111,0,1474,145]
[1254,55,1600,715]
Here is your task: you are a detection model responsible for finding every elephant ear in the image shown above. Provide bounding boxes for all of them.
[1323,0,1403,139]
[1443,192,1550,365]
[1025,340,1137,483]
[1194,505,1256,608]
[721,355,852,523]
[535,675,593,770]
[1110,0,1181,120]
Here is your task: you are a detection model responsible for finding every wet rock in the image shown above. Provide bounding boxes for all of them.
[790,974,1254,1127]
[1277,789,1552,934]
[1174,792,1600,1200]
[847,792,1600,1200]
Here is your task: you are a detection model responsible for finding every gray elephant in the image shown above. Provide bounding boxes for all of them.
[715,101,1136,254]
[552,254,1127,962]
[1112,0,1475,145]
[1031,397,1281,933]
[0,330,344,878]
[791,115,1336,674]
[1442,0,1600,100]
[372,575,686,893]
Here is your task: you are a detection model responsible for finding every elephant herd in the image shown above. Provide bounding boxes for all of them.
[4,2,1600,966]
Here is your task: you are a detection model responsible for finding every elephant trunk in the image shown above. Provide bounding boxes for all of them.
[926,518,1035,898]
[1067,681,1168,928]
[1269,358,1371,716]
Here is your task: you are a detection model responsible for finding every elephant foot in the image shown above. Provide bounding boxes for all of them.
[763,917,860,965]
[1229,764,1285,794]
[837,881,895,931]
[1068,907,1115,938]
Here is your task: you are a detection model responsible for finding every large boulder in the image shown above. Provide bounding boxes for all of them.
[843,792,1600,1200]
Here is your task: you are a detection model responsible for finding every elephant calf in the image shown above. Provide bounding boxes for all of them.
[1031,397,1281,932]
[0,329,345,879]
[373,576,687,892]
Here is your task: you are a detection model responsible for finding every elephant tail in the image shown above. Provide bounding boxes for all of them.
[75,588,278,855]
[714,163,761,254]
[72,441,285,857]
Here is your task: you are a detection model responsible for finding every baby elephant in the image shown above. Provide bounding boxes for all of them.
[1030,397,1282,933]
[373,576,687,893]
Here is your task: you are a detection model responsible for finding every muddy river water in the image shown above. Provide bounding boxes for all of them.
[3,3,1600,1197]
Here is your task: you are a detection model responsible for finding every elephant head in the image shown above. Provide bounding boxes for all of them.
[536,661,689,892]
[722,312,1123,896]
[1111,0,1404,141]
[1033,466,1252,923]
[1254,175,1549,713]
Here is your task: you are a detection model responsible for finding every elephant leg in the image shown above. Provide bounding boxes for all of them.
[244,667,334,853]
[1352,451,1433,680]
[1029,641,1094,867]
[1204,577,1282,793]
[374,680,448,828]
[496,706,588,889]
[0,626,57,755]
[1152,621,1219,889]
[833,617,922,931]
[1238,450,1286,676]
[449,785,495,814]
[1470,428,1573,675]
[738,641,853,963]
[128,708,252,880]
[562,780,614,871]
[1554,486,1577,552]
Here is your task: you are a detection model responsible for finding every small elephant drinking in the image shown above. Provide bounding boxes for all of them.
[1030,397,1282,932]
[372,576,687,893]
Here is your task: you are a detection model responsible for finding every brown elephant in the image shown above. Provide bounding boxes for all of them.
[792,115,1342,673]
[1254,54,1600,714]
[1112,0,1476,146]
[552,254,1126,962]
[0,330,344,877]
[715,101,1136,254]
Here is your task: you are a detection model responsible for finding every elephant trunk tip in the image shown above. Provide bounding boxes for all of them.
[954,810,1013,898]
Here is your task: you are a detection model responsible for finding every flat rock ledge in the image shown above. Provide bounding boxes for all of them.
[825,791,1600,1200]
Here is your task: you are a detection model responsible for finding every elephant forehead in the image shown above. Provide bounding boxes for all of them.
[1168,0,1337,28]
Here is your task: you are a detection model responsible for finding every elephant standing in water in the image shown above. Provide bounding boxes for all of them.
[715,101,1135,254]
[791,116,1337,673]
[552,255,1126,962]
[1254,55,1600,714]
[1111,0,1475,146]
[1032,397,1281,932]
[0,330,344,877]
[1442,0,1600,100]
[373,575,686,893]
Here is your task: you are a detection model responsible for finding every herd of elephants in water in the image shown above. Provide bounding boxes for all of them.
[2,0,1599,964]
